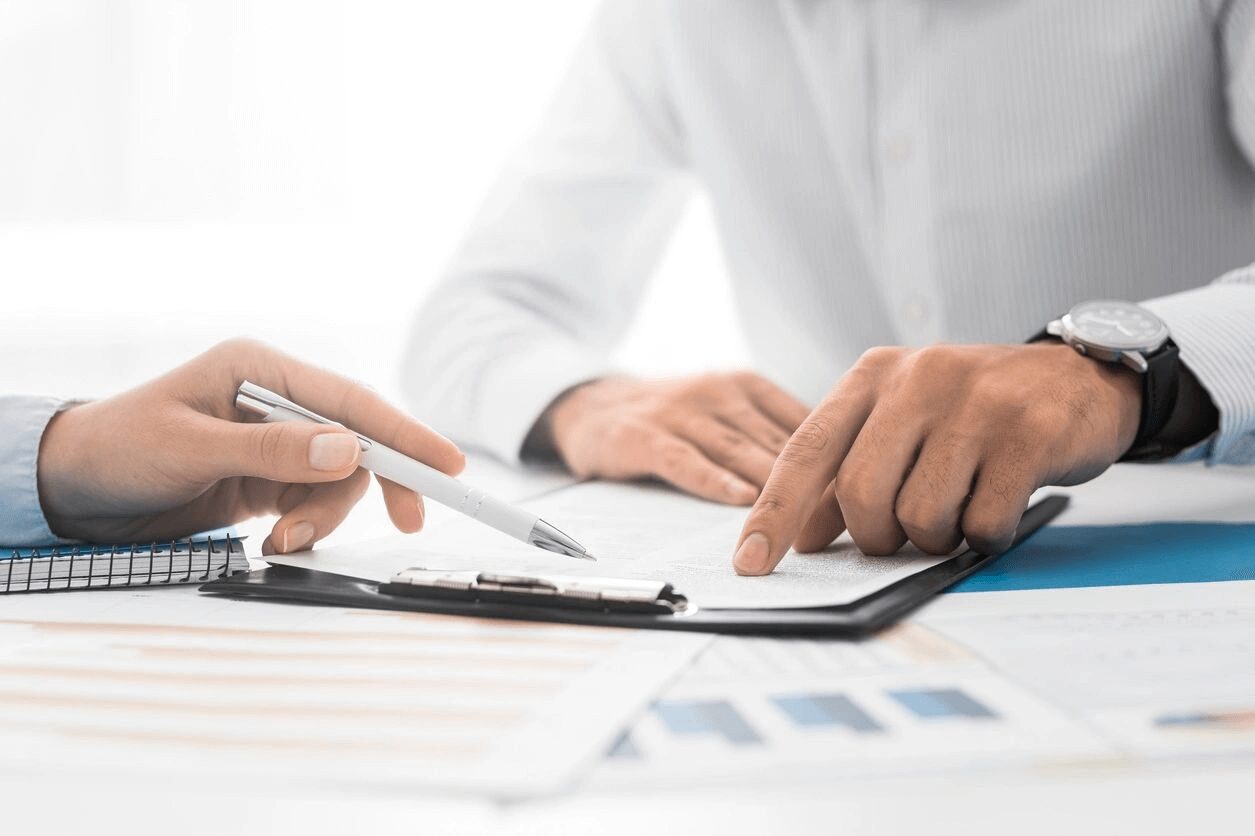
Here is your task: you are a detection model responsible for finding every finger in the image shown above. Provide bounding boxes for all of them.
[270,469,372,554]
[734,379,875,576]
[196,415,364,485]
[650,435,759,505]
[679,415,778,487]
[220,340,466,476]
[717,400,794,455]
[739,374,812,433]
[793,480,846,553]
[895,431,981,555]
[377,475,426,534]
[833,404,924,556]
[962,456,1040,555]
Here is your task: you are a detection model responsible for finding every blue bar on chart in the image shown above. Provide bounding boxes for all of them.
[771,694,884,733]
[653,699,762,745]
[889,688,998,720]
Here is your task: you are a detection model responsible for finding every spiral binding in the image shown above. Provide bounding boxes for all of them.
[0,536,247,594]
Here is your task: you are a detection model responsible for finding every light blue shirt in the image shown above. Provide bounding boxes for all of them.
[0,396,67,545]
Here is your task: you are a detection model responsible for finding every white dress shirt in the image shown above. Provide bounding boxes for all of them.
[404,0,1255,468]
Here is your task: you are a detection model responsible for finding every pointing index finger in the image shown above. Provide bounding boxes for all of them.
[733,378,874,575]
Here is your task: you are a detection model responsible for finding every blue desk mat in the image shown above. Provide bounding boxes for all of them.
[950,523,1255,593]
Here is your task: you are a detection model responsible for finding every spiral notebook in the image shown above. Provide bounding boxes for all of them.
[0,537,249,593]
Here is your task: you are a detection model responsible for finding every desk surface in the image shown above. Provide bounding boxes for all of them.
[3,459,1254,836]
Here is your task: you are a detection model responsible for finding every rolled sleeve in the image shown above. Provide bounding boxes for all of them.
[1143,267,1255,465]
[0,396,68,545]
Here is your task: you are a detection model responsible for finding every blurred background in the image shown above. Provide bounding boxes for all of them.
[0,0,749,402]
[0,0,755,544]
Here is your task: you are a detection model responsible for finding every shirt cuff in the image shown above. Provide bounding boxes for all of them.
[465,340,611,463]
[1143,280,1255,465]
[0,396,70,546]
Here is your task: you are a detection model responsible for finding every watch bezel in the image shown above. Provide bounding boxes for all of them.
[1059,300,1170,355]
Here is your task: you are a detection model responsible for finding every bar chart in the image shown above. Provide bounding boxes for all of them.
[594,633,1108,788]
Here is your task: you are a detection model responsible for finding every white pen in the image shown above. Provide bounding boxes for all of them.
[235,381,594,561]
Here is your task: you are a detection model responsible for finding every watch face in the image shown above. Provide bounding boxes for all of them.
[1065,300,1169,350]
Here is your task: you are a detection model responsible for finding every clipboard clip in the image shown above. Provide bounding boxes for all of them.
[380,568,694,616]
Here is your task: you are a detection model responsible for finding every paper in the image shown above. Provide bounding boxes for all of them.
[0,586,709,799]
[590,624,1110,789]
[592,580,1255,790]
[919,579,1255,760]
[274,481,947,609]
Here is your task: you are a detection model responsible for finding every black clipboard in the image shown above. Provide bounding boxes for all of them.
[201,494,1068,637]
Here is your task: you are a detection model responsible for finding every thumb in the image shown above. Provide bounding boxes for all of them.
[199,417,362,484]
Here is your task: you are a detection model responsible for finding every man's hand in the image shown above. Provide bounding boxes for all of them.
[542,373,811,505]
[733,343,1142,574]
[37,338,465,553]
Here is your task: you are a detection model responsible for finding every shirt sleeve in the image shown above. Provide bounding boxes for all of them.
[401,0,691,462]
[1140,1,1255,466]
[0,396,68,545]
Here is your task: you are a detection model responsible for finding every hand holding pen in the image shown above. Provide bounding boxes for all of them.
[37,339,467,552]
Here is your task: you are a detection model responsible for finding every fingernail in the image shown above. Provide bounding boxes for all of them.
[282,521,315,553]
[734,532,771,575]
[308,433,359,471]
[726,477,758,504]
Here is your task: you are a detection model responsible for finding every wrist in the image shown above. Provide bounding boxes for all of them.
[522,378,610,462]
[36,403,89,536]
[1037,341,1142,453]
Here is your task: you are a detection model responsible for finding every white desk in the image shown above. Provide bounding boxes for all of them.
[2,460,1253,836]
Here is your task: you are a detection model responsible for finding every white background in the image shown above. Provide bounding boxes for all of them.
[0,0,748,405]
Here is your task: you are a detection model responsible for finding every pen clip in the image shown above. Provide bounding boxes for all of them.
[236,380,334,426]
[236,381,374,451]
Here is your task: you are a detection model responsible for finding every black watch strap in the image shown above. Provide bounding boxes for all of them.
[1128,339,1180,457]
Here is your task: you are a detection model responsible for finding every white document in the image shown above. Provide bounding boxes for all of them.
[0,586,709,799]
[272,481,948,609]
[590,624,1112,790]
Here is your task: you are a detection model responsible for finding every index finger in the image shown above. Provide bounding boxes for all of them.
[224,340,466,476]
[732,378,873,576]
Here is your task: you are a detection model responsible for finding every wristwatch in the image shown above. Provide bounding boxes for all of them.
[1034,299,1180,455]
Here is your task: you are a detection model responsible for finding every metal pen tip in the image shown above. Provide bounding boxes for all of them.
[528,519,594,561]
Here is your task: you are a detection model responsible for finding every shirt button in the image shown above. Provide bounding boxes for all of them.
[884,136,915,164]
[904,299,930,324]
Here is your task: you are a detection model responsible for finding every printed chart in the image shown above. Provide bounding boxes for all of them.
[0,587,707,798]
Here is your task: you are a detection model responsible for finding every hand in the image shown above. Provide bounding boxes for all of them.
[37,338,465,553]
[542,373,811,505]
[732,343,1142,574]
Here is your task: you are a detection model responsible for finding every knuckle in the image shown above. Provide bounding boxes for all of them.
[855,534,906,557]
[654,437,693,475]
[787,415,838,457]
[907,344,960,378]
[751,489,794,523]
[895,498,950,539]
[834,464,876,512]
[212,336,271,363]
[729,370,764,390]
[963,510,1016,552]
[254,422,291,470]
[710,428,747,460]
[856,346,902,369]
